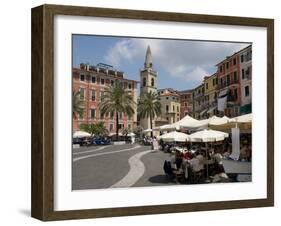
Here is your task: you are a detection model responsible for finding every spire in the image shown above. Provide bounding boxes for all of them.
[144,45,152,69]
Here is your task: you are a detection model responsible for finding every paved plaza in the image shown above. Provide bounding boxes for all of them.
[72,143,252,190]
[72,144,177,190]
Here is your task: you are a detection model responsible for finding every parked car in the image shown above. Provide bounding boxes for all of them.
[73,137,91,146]
[91,137,112,145]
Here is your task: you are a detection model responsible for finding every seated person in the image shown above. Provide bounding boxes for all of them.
[240,145,248,161]
[170,150,183,170]
[195,151,205,171]
[163,160,173,176]
[183,150,193,160]
[212,151,226,177]
[189,154,201,172]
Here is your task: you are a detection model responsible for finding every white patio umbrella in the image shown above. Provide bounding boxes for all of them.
[210,114,252,132]
[174,114,207,130]
[160,131,190,142]
[189,129,229,182]
[160,115,207,131]
[109,132,123,136]
[127,132,136,137]
[189,129,229,142]
[73,131,91,138]
[143,128,153,133]
[229,113,252,123]
[159,124,177,131]
[208,116,230,126]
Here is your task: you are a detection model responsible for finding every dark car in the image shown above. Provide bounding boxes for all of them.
[92,137,111,145]
[73,137,91,146]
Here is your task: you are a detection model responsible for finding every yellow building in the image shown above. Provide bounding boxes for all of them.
[203,73,218,117]
[193,84,204,119]
[156,88,181,125]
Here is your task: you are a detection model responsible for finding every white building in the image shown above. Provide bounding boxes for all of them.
[239,45,252,115]
[139,45,158,131]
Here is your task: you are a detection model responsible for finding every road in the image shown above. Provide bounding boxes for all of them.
[72,143,176,190]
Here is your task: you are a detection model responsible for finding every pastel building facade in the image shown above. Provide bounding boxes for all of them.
[239,45,252,114]
[203,73,218,118]
[157,88,181,125]
[72,63,138,132]
[179,89,194,118]
[193,84,205,119]
[216,50,242,118]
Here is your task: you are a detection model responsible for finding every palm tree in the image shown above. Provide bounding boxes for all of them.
[80,122,108,137]
[72,91,84,119]
[138,91,162,137]
[99,80,136,141]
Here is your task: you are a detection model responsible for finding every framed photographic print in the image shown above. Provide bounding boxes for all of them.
[31,4,274,221]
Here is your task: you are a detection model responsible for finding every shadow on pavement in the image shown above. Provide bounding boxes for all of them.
[148,174,176,184]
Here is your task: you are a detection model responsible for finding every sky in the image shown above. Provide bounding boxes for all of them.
[72,35,250,91]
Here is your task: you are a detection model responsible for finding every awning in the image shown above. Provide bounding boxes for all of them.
[217,96,227,111]
[219,89,228,97]
[240,104,252,114]
[207,106,217,114]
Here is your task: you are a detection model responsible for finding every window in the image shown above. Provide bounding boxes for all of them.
[78,109,84,120]
[173,105,175,112]
[246,67,251,78]
[128,124,131,130]
[79,88,84,100]
[242,69,245,79]
[233,58,236,65]
[205,83,208,90]
[91,89,96,101]
[143,77,146,86]
[128,83,132,89]
[226,74,230,86]
[109,124,113,131]
[80,74,85,81]
[234,71,238,82]
[101,78,105,85]
[151,78,154,87]
[220,78,223,86]
[226,62,229,69]
[241,54,244,63]
[118,112,123,119]
[220,65,223,72]
[177,106,179,112]
[166,97,169,100]
[111,80,114,86]
[100,112,104,119]
[213,78,216,86]
[90,109,96,119]
[91,76,96,83]
[245,86,250,96]
[234,88,238,100]
[118,124,124,129]
[166,105,169,112]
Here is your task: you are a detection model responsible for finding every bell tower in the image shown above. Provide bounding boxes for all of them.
[140,45,158,132]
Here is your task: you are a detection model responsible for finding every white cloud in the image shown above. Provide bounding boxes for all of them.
[104,38,249,85]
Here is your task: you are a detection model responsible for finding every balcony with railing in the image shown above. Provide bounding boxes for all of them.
[217,79,239,89]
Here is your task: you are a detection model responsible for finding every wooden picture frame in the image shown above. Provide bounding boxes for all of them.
[31,4,274,221]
